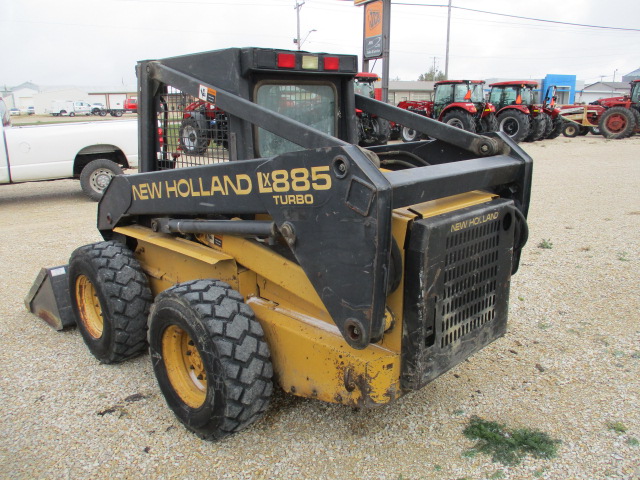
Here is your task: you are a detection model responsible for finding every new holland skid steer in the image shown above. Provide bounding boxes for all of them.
[26,47,532,440]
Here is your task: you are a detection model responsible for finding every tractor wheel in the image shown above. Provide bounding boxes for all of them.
[477,113,498,134]
[629,108,640,136]
[578,126,590,136]
[179,118,210,154]
[562,122,580,138]
[148,279,273,441]
[371,117,391,146]
[442,110,476,132]
[401,126,419,142]
[68,241,152,364]
[598,106,636,139]
[80,158,123,201]
[524,115,546,142]
[547,117,564,139]
[540,113,553,139]
[497,110,530,143]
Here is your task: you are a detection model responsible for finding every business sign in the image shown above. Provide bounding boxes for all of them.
[363,1,383,59]
[354,0,377,5]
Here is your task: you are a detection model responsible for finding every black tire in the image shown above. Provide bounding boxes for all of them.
[179,117,210,154]
[562,122,580,138]
[629,108,640,136]
[69,112,75,117]
[497,109,530,143]
[114,110,123,117]
[589,126,601,135]
[598,106,636,139]
[578,126,590,136]
[371,117,391,146]
[540,113,553,139]
[99,110,107,117]
[148,279,273,440]
[477,113,499,134]
[524,114,546,142]
[441,110,476,132]
[401,126,419,142]
[80,158,123,201]
[547,117,564,139]
[68,241,152,364]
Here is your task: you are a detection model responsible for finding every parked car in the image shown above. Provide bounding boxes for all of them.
[10,108,21,116]
[21,106,35,115]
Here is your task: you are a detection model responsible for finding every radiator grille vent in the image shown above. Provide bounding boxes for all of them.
[440,217,502,348]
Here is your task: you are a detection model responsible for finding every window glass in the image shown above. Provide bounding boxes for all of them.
[434,84,453,104]
[256,83,336,157]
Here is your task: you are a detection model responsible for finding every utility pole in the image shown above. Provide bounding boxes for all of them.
[294,1,305,51]
[444,0,452,80]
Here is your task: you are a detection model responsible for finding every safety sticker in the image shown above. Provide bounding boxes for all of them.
[198,85,217,104]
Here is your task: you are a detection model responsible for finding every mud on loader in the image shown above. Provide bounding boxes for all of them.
[26,47,532,440]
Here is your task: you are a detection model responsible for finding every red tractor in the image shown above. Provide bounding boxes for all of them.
[489,81,550,143]
[354,73,391,146]
[589,79,640,138]
[397,80,497,142]
[179,100,229,155]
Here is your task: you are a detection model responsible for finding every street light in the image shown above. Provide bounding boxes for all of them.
[294,29,317,50]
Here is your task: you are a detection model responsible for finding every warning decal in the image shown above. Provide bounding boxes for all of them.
[198,85,217,104]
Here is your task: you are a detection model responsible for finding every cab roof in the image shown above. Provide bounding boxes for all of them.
[489,81,539,88]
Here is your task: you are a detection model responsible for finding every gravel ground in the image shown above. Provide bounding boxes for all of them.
[0,134,639,480]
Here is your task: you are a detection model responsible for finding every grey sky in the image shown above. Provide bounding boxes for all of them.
[1,0,639,89]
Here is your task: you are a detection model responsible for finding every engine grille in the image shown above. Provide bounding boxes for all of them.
[401,198,515,390]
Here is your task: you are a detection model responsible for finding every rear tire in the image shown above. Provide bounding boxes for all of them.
[497,110,530,143]
[179,118,210,154]
[371,117,391,146]
[442,110,476,132]
[80,158,123,201]
[524,114,546,142]
[68,241,152,364]
[477,113,498,134]
[547,117,564,139]
[149,279,273,441]
[598,106,636,139]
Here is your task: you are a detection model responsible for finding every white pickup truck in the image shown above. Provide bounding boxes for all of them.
[1,97,138,200]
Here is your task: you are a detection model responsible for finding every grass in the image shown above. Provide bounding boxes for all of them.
[617,251,630,262]
[607,421,627,434]
[462,416,561,466]
[537,238,554,249]
[627,437,639,447]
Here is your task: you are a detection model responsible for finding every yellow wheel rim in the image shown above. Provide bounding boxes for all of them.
[75,275,104,339]
[162,325,207,409]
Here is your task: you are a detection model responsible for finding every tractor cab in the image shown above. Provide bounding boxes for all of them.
[630,80,640,104]
[432,80,496,133]
[489,81,538,112]
[354,72,379,99]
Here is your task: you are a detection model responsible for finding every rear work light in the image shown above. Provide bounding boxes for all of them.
[301,55,319,70]
[277,53,296,69]
[323,56,340,71]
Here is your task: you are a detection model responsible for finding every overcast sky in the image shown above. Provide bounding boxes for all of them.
[1,0,639,89]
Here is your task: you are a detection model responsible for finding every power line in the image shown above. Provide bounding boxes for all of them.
[391,2,640,32]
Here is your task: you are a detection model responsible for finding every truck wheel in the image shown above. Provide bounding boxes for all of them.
[442,110,476,132]
[401,127,419,142]
[598,106,636,139]
[69,112,76,117]
[477,113,498,134]
[99,110,107,117]
[148,279,273,440]
[179,118,210,154]
[113,110,123,117]
[80,158,123,201]
[497,110,530,143]
[68,241,152,364]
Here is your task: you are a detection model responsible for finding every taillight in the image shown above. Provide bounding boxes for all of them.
[277,53,296,68]
[158,127,164,145]
[324,56,339,70]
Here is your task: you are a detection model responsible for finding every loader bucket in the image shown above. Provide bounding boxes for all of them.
[25,266,76,331]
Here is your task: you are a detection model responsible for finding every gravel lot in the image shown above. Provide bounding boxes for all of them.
[1,135,639,480]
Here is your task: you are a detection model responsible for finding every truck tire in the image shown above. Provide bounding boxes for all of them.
[80,158,123,201]
[68,241,152,364]
[442,110,476,132]
[179,118,210,155]
[113,110,123,117]
[69,112,75,117]
[148,279,273,441]
[497,110,530,143]
[598,106,636,139]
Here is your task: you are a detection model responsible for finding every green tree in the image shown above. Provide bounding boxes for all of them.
[418,66,446,81]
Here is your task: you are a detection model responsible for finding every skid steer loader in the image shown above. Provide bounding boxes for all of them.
[26,47,532,440]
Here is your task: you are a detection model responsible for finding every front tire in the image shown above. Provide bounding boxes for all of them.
[80,158,123,201]
[68,241,152,364]
[149,279,273,440]
[442,110,476,132]
[401,126,419,142]
[179,118,210,154]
